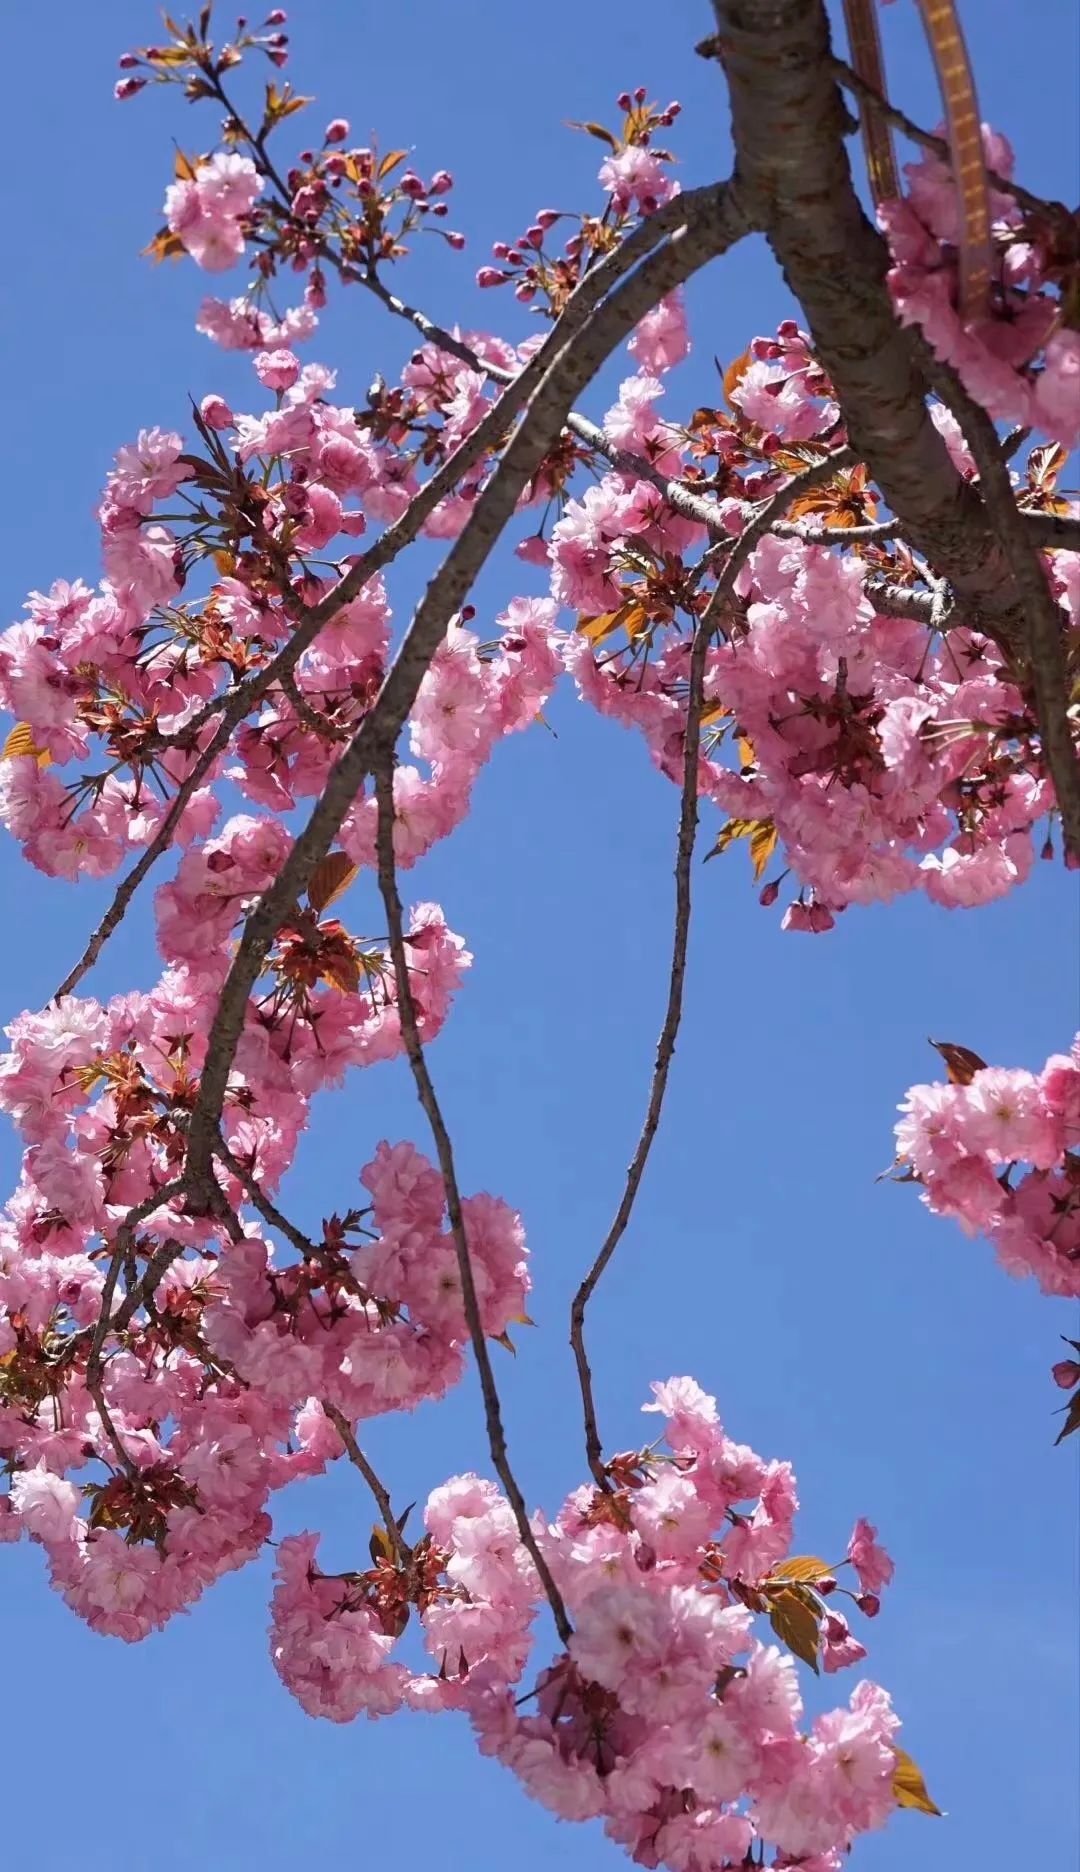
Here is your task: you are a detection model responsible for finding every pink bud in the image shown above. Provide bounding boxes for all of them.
[325,118,349,144]
[114,76,147,99]
[399,173,426,198]
[117,52,140,69]
[856,1593,881,1619]
[817,1575,838,1596]
[430,170,453,194]
[514,281,537,303]
[515,534,551,566]
[634,86,647,103]
[266,8,288,21]
[524,225,545,248]
[617,92,632,110]
[476,266,507,288]
[535,209,561,230]
[200,394,234,431]
[1052,1359,1080,1390]
[758,879,780,907]
[445,231,465,250]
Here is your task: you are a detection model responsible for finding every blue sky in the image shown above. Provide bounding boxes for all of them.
[0,4,1076,1867]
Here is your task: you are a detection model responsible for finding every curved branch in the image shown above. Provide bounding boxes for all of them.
[568,448,852,1487]
[180,188,753,1206]
[373,762,573,1644]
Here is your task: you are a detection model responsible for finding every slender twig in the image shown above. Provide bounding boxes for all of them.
[85,1177,186,1385]
[374,761,573,1645]
[568,447,860,1488]
[323,1402,412,1566]
[212,1132,318,1259]
[53,191,730,1006]
[829,56,1069,222]
[279,670,348,743]
[569,603,709,1491]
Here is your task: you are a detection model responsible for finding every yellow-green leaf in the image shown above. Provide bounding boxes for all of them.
[749,818,778,882]
[722,345,753,411]
[737,734,755,772]
[768,1586,820,1673]
[173,148,201,181]
[577,608,625,647]
[568,119,618,149]
[705,816,757,862]
[892,1747,943,1817]
[308,852,359,915]
[142,226,188,264]
[2,723,51,767]
[768,1555,830,1583]
[377,149,409,182]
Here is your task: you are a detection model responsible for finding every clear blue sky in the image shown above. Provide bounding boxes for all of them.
[0,5,1076,1867]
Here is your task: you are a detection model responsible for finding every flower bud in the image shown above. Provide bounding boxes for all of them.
[1052,1359,1080,1390]
[325,118,349,144]
[200,394,234,431]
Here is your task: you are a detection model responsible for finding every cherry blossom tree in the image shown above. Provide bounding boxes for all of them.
[1,4,1076,1867]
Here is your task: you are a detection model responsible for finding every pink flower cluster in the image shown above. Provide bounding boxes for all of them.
[554,326,1076,925]
[896,1037,1080,1294]
[882,129,1080,447]
[0,1106,515,1638]
[268,1377,900,1868]
[164,152,265,272]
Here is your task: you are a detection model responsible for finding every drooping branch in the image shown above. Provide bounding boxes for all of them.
[180,187,753,1207]
[568,448,854,1487]
[373,761,573,1644]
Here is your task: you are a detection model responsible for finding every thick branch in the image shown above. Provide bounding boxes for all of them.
[920,347,1080,852]
[373,762,573,1643]
[180,189,752,1205]
[711,1,1078,844]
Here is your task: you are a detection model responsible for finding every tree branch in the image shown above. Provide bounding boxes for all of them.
[180,187,753,1208]
[323,1402,412,1567]
[568,448,851,1488]
[373,761,573,1643]
[829,55,1072,223]
[710,0,1079,850]
[918,345,1080,853]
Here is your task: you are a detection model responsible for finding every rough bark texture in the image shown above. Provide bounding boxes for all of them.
[712,2,1024,626]
[710,0,1080,848]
